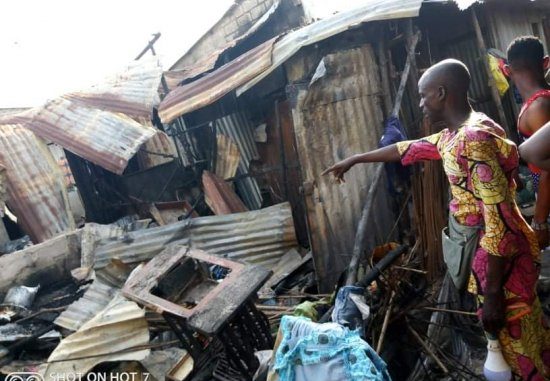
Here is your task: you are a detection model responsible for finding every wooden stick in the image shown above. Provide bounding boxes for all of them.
[408,325,449,374]
[422,307,477,316]
[393,266,427,274]
[376,291,396,353]
[16,306,67,324]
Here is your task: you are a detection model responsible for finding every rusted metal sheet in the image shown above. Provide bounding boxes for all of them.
[64,57,163,124]
[216,112,262,209]
[0,123,75,242]
[237,0,423,95]
[1,59,163,175]
[46,295,150,376]
[163,1,279,93]
[288,46,394,291]
[170,0,280,71]
[158,37,278,124]
[21,98,157,175]
[258,100,308,246]
[203,171,248,215]
[54,281,118,332]
[215,134,240,179]
[137,131,178,170]
[93,203,297,270]
[0,165,5,218]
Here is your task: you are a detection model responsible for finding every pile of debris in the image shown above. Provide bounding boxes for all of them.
[0,1,514,378]
[0,207,488,380]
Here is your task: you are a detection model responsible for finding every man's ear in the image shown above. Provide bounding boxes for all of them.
[437,86,446,101]
[503,64,512,78]
[543,56,550,70]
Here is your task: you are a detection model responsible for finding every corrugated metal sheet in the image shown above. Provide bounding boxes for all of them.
[46,295,149,376]
[137,131,178,170]
[0,124,74,242]
[1,59,163,175]
[289,46,394,291]
[170,0,279,70]
[442,0,550,11]
[486,1,550,120]
[158,37,278,124]
[215,134,240,179]
[93,202,297,270]
[22,98,157,175]
[54,281,118,332]
[164,0,282,91]
[0,165,5,217]
[64,57,163,124]
[216,112,262,209]
[237,0,423,95]
[444,38,495,119]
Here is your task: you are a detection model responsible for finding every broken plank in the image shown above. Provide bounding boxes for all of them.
[203,170,248,215]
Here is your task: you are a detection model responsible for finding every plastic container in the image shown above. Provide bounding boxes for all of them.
[483,335,512,381]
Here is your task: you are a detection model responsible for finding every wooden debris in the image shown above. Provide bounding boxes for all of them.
[202,171,248,215]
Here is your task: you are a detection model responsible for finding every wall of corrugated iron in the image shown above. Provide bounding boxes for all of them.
[444,38,496,120]
[288,45,395,291]
[216,112,263,210]
[0,124,75,242]
[93,202,297,270]
[487,3,550,121]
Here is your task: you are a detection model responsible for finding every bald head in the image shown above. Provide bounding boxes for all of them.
[420,59,471,96]
[418,59,472,124]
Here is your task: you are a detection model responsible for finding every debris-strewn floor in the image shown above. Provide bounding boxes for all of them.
[0,213,502,381]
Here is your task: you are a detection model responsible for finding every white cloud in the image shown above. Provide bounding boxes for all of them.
[0,0,234,107]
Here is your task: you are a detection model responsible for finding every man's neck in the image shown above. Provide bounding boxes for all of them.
[445,103,473,131]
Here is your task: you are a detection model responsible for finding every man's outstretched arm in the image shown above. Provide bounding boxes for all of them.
[321,145,401,183]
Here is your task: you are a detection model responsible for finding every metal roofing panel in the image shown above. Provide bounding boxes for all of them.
[46,295,149,376]
[1,59,163,175]
[237,0,423,95]
[0,165,5,217]
[0,124,75,242]
[158,37,278,124]
[164,1,281,91]
[54,281,118,332]
[23,98,157,175]
[93,202,297,270]
[137,131,178,170]
[64,58,163,124]
[216,112,262,209]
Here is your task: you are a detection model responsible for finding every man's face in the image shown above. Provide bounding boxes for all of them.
[418,76,445,123]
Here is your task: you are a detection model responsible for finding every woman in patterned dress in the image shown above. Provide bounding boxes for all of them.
[323,59,550,380]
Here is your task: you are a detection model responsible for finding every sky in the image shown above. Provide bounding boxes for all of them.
[0,0,234,108]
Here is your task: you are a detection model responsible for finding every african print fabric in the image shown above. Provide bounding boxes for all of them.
[396,112,550,380]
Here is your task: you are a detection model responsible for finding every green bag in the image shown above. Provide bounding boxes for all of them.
[441,215,481,291]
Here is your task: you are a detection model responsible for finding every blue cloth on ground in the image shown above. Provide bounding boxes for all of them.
[273,316,391,381]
